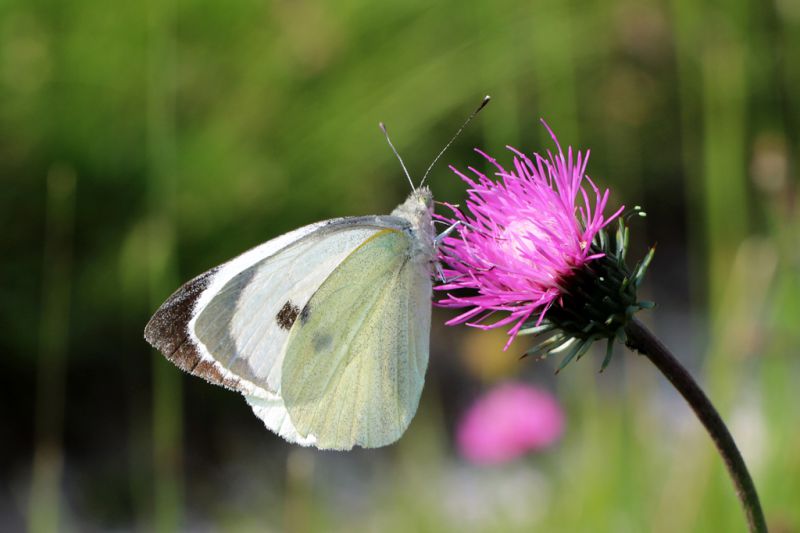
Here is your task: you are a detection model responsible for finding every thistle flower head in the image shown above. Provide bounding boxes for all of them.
[456,383,564,465]
[437,122,654,371]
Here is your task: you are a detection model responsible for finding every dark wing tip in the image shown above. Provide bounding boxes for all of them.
[143,268,218,357]
[143,267,244,392]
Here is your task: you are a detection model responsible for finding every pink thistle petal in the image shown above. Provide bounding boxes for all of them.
[446,306,487,325]
[435,123,623,348]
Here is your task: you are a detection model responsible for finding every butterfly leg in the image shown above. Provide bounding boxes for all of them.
[435,262,447,283]
[432,221,496,283]
[433,221,470,283]
[433,220,466,247]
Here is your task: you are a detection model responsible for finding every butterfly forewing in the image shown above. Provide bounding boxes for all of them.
[192,224,383,393]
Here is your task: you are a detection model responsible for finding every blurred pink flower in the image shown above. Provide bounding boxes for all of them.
[457,383,564,465]
[436,121,623,349]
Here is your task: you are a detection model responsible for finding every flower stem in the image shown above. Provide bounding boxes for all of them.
[624,318,768,533]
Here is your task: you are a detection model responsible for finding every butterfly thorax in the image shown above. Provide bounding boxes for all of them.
[391,187,435,263]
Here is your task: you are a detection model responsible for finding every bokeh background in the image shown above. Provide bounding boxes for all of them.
[2,0,799,531]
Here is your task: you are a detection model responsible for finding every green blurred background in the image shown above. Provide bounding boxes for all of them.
[2,0,799,531]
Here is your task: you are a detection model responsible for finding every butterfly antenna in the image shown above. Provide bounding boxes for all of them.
[419,95,491,187]
[379,122,416,192]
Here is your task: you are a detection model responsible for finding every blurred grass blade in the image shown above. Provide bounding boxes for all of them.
[147,0,182,529]
[528,0,579,144]
[284,449,316,533]
[29,164,76,533]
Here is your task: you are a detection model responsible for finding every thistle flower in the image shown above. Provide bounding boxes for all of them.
[437,123,767,532]
[457,383,564,465]
[437,122,654,371]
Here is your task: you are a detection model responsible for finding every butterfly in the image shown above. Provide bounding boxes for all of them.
[144,97,489,450]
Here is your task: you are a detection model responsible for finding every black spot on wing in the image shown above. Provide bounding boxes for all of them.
[276,301,300,330]
[300,303,311,325]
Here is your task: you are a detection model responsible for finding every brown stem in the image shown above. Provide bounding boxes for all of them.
[624,318,767,533]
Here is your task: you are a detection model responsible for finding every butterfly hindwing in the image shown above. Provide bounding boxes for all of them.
[246,392,316,446]
[280,228,432,450]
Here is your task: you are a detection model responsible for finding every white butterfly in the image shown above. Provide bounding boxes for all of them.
[144,189,434,450]
[144,97,488,450]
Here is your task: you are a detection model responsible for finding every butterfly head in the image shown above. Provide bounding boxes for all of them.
[392,186,433,222]
[391,186,435,263]
[412,186,433,209]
